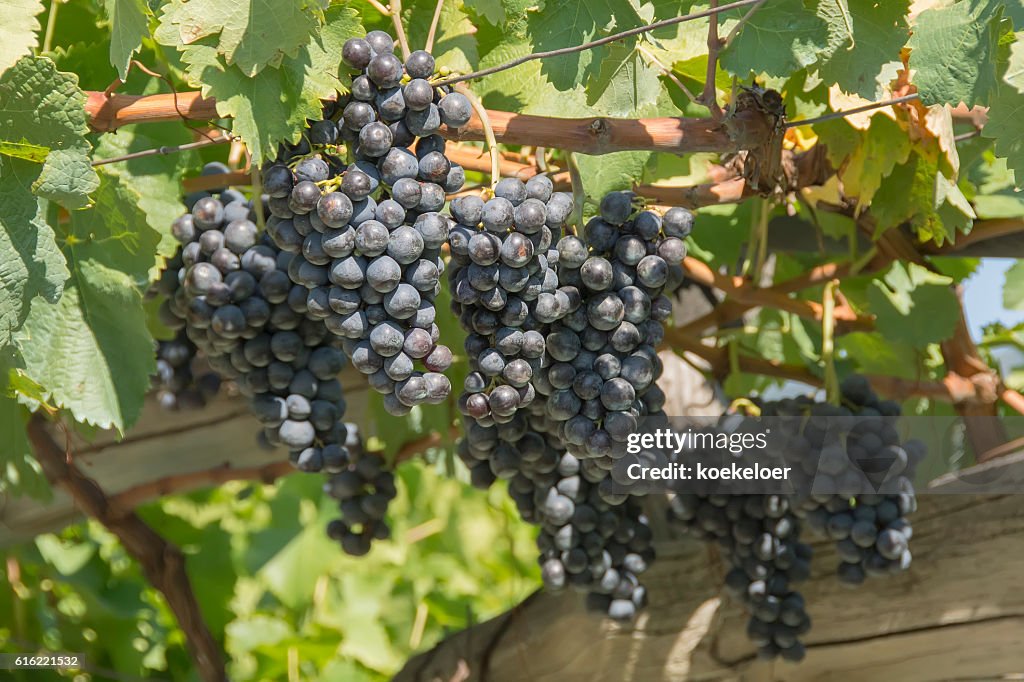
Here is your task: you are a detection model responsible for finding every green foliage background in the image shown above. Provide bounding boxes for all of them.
[1,0,1024,678]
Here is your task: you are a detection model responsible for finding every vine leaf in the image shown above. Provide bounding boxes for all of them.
[155,0,319,77]
[0,56,99,209]
[473,39,590,115]
[841,115,912,210]
[406,0,479,74]
[817,0,911,99]
[0,0,44,76]
[867,262,959,349]
[982,35,1024,185]
[464,0,505,25]
[720,0,830,78]
[907,0,1006,107]
[178,6,362,164]
[526,0,644,90]
[15,173,159,433]
[0,158,68,350]
[94,124,199,279]
[839,332,921,379]
[575,151,651,209]
[1003,260,1024,310]
[104,0,151,80]
[871,151,974,245]
[0,361,51,500]
[586,42,661,116]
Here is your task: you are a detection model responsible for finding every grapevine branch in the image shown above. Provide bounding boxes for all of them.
[680,257,875,330]
[700,0,723,118]
[107,426,457,511]
[92,134,232,166]
[676,257,891,337]
[785,94,921,129]
[83,91,766,154]
[26,415,227,682]
[429,0,763,87]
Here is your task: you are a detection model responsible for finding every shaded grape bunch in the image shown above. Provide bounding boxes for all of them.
[455,388,654,621]
[324,423,397,556]
[669,488,813,662]
[448,177,575,430]
[771,375,921,585]
[536,193,691,501]
[152,330,221,411]
[259,31,469,415]
[164,188,352,474]
[666,376,924,660]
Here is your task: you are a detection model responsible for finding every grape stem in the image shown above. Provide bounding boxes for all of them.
[388,0,413,60]
[365,0,390,16]
[565,152,584,236]
[425,0,444,54]
[42,0,60,54]
[821,280,840,406]
[430,0,763,87]
[456,84,500,191]
[250,165,266,232]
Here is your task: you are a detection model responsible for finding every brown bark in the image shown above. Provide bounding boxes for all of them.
[26,415,227,682]
[83,91,769,155]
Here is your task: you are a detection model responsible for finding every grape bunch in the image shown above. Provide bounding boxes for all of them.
[163,190,352,473]
[258,30,472,415]
[777,375,922,586]
[450,191,694,620]
[148,177,249,411]
[449,175,575,430]
[152,331,221,411]
[669,486,813,661]
[537,193,691,494]
[668,376,924,659]
[324,423,398,556]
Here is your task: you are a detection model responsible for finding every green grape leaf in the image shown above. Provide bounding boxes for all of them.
[841,114,912,208]
[526,0,644,90]
[473,39,590,116]
[908,0,1005,107]
[94,124,198,278]
[1003,260,1024,310]
[15,173,158,432]
[982,36,1024,184]
[179,6,362,164]
[156,0,319,77]
[406,0,479,74]
[0,140,50,163]
[585,42,661,116]
[0,56,99,209]
[575,151,651,210]
[0,387,50,500]
[464,0,505,25]
[0,0,44,76]
[871,152,974,245]
[867,262,959,348]
[817,0,911,99]
[839,331,921,379]
[720,0,830,78]
[0,159,67,350]
[104,0,151,80]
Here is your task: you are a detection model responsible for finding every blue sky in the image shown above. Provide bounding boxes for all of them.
[962,259,1024,338]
